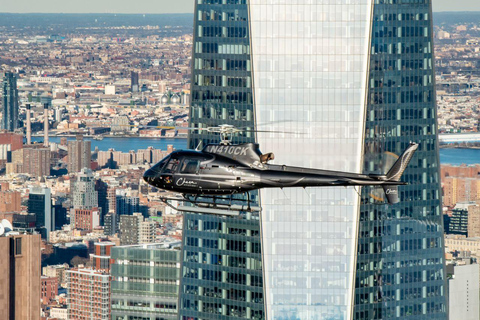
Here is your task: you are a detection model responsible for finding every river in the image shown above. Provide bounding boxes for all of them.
[31,136,479,165]
[32,136,188,152]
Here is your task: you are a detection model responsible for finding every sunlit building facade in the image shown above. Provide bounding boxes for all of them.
[181,0,446,319]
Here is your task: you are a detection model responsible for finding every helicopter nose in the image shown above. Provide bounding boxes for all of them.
[143,168,156,183]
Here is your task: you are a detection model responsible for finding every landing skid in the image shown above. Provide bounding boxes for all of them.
[160,193,261,216]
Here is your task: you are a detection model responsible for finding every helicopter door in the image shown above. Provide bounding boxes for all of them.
[179,159,200,174]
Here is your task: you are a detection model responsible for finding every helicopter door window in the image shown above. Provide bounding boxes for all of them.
[180,159,200,174]
[162,158,180,174]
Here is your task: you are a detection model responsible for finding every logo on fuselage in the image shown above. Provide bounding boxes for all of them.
[385,188,397,195]
[206,145,248,156]
[176,177,198,187]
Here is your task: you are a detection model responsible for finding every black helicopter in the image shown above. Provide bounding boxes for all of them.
[143,125,418,208]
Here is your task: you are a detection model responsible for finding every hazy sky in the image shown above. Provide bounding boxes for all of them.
[1,0,480,14]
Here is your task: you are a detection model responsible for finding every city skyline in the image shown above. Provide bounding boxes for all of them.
[1,0,479,14]
[0,1,479,319]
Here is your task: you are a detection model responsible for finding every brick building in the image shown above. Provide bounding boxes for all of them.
[66,268,110,320]
[441,164,480,207]
[0,189,21,213]
[41,276,58,303]
[74,208,100,231]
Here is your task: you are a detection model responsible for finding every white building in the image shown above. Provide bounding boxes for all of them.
[447,263,479,320]
[105,84,116,95]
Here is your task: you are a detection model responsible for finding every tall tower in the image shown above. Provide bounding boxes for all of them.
[183,1,447,319]
[130,71,139,93]
[72,168,98,209]
[0,233,41,320]
[28,186,53,241]
[2,73,19,131]
[354,2,446,319]
[180,1,264,319]
[67,135,91,173]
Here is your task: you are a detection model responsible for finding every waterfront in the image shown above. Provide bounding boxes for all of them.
[31,136,479,165]
[439,148,480,165]
[32,136,188,152]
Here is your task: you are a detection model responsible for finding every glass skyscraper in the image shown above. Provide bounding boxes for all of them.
[354,2,446,319]
[182,0,446,319]
[111,244,181,320]
[2,72,19,131]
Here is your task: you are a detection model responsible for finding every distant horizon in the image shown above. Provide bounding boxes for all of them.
[1,0,480,15]
[1,10,480,14]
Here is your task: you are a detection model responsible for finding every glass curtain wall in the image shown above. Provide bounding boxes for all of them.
[111,246,180,320]
[354,0,447,319]
[250,0,373,319]
[180,0,264,319]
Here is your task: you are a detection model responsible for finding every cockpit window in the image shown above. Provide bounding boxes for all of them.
[162,158,180,174]
[150,156,170,174]
[180,159,200,174]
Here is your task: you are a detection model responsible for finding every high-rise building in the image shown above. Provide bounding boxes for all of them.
[66,268,110,320]
[467,203,480,237]
[28,186,53,240]
[116,189,147,216]
[22,147,51,178]
[181,3,264,318]
[119,213,142,245]
[2,73,19,131]
[67,135,91,173]
[447,263,479,320]
[110,243,181,320]
[0,189,21,212]
[445,203,473,236]
[73,207,100,231]
[118,213,154,245]
[91,241,115,272]
[104,213,118,236]
[95,179,109,225]
[53,198,68,230]
[0,233,41,320]
[131,71,139,93]
[182,1,447,319]
[72,168,98,209]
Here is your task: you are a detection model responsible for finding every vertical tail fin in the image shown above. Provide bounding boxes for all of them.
[386,143,418,182]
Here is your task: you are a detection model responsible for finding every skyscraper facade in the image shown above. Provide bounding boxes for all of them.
[181,1,264,318]
[67,135,91,173]
[28,186,53,240]
[2,73,19,131]
[66,268,111,320]
[182,1,446,319]
[0,233,41,320]
[354,2,446,319]
[72,168,98,209]
[110,244,181,320]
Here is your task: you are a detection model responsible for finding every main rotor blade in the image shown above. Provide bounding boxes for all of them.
[243,129,305,134]
[237,120,294,129]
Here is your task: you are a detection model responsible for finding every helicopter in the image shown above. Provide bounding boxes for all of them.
[142,125,418,211]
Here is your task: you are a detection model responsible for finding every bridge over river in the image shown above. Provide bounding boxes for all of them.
[439,133,480,143]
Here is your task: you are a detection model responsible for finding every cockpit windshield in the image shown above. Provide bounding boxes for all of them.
[149,156,171,174]
[162,158,180,174]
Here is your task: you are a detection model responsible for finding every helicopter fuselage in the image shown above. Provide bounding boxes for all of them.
[142,146,405,196]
